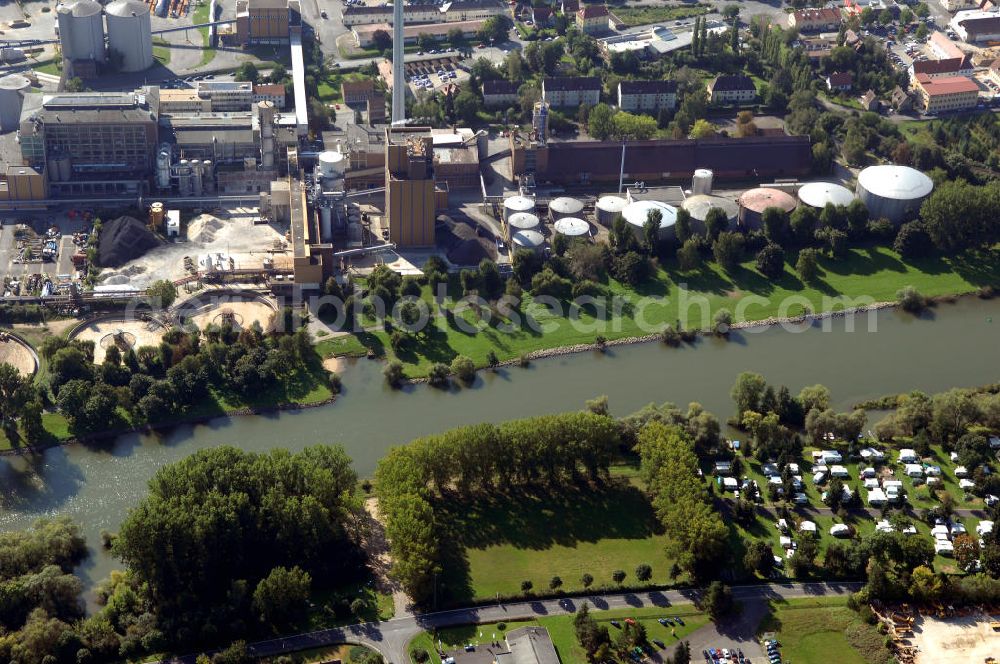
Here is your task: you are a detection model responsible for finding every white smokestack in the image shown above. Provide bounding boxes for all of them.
[391,0,405,124]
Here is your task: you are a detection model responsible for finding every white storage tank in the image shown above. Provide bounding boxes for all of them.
[156,146,172,190]
[503,195,535,221]
[621,200,677,240]
[56,0,105,63]
[856,165,933,224]
[507,212,540,231]
[595,195,627,226]
[798,181,856,209]
[548,196,584,221]
[105,0,153,73]
[553,217,590,238]
[0,74,31,132]
[318,150,345,180]
[680,194,739,232]
[692,168,714,195]
[511,229,545,252]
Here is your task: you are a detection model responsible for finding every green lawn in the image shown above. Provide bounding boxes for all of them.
[31,59,61,76]
[758,596,894,664]
[153,39,171,66]
[324,245,1000,378]
[613,6,710,28]
[301,581,394,632]
[409,605,709,664]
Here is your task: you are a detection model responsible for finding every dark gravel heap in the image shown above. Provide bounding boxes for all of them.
[98,216,162,267]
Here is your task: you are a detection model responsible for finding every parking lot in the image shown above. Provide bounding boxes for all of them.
[0,211,92,295]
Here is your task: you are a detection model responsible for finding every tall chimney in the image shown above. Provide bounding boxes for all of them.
[391,0,405,124]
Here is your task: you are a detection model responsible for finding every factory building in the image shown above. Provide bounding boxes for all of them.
[510,135,811,186]
[18,90,159,196]
[352,19,485,48]
[856,165,933,224]
[385,127,437,247]
[617,80,677,112]
[158,83,255,115]
[0,166,46,203]
[949,9,1000,43]
[341,0,505,27]
[236,0,300,45]
[913,73,979,113]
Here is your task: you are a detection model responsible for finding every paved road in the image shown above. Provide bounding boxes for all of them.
[156,581,864,664]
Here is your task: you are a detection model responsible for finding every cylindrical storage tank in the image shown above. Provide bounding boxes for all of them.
[798,181,855,209]
[548,196,584,221]
[595,195,627,226]
[320,207,332,240]
[692,168,714,195]
[507,212,540,232]
[156,148,172,190]
[56,156,71,182]
[621,200,677,241]
[150,203,164,227]
[738,188,797,230]
[105,0,154,73]
[553,217,590,238]
[681,194,740,233]
[318,150,345,180]
[511,229,545,252]
[190,159,203,196]
[56,0,105,63]
[855,165,933,224]
[0,74,31,132]
[503,195,535,221]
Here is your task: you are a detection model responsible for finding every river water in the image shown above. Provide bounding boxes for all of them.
[1,297,999,601]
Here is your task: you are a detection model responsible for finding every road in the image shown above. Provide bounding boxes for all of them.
[155,581,864,664]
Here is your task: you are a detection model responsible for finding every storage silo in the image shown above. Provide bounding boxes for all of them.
[511,229,545,252]
[681,194,739,233]
[156,145,172,190]
[105,0,153,73]
[797,182,855,209]
[503,195,535,221]
[553,217,590,238]
[0,74,31,132]
[548,196,584,221]
[856,165,933,224]
[595,195,627,226]
[621,199,677,241]
[507,212,540,232]
[738,188,797,230]
[56,0,106,63]
[692,168,714,195]
[318,150,345,180]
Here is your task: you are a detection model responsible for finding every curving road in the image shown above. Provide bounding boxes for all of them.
[156,581,864,663]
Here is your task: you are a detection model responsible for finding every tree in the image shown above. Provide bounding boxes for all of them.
[699,581,734,620]
[954,534,981,573]
[486,350,499,370]
[744,540,774,577]
[253,566,312,630]
[612,569,626,585]
[428,362,450,387]
[65,77,85,92]
[642,209,662,255]
[587,103,615,140]
[549,575,563,590]
[384,360,404,387]
[755,244,785,279]
[234,62,259,83]
[520,579,533,594]
[712,232,744,273]
[732,372,767,419]
[574,603,611,662]
[453,90,479,125]
[677,238,702,272]
[635,563,652,582]
[704,208,728,242]
[450,355,475,385]
[581,573,594,588]
[796,248,819,282]
[479,15,511,44]
[0,362,29,429]
[762,207,790,245]
[689,119,717,139]
[147,280,177,309]
[611,251,651,287]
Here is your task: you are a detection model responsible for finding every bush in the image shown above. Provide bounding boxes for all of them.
[661,324,681,347]
[897,285,927,313]
[383,360,404,387]
[428,362,450,387]
[867,218,896,242]
[411,649,429,663]
[893,221,934,259]
[796,248,820,283]
[450,355,475,384]
[713,308,733,335]
[712,232,744,272]
[611,251,651,286]
[755,243,786,279]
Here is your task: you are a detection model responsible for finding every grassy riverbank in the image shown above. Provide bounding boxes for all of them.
[321,246,1000,378]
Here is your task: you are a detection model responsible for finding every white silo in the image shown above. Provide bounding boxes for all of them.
[595,195,627,226]
[503,195,535,221]
[0,74,31,132]
[692,168,714,195]
[548,196,584,221]
[855,165,933,224]
[507,212,540,232]
[156,145,172,190]
[318,150,345,181]
[553,217,590,238]
[56,0,106,63]
[105,0,153,73]
[797,181,855,209]
[511,229,545,252]
[621,200,677,240]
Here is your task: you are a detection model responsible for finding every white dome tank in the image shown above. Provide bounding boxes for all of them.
[692,168,714,195]
[318,150,345,179]
[56,0,105,63]
[503,195,535,221]
[507,212,540,231]
[0,74,31,132]
[553,217,590,237]
[548,196,584,221]
[798,181,855,209]
[511,229,545,251]
[595,195,627,226]
[856,165,933,224]
[621,200,677,240]
[105,0,153,72]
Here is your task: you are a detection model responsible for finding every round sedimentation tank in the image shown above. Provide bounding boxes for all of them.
[56,0,105,63]
[548,196,584,221]
[318,150,345,180]
[621,200,677,240]
[503,195,535,221]
[507,212,540,231]
[553,217,590,237]
[738,188,797,230]
[511,229,545,252]
[681,194,739,232]
[692,168,714,195]
[798,181,855,209]
[856,164,933,224]
[105,0,153,73]
[595,195,627,226]
[0,74,31,132]
[0,332,37,377]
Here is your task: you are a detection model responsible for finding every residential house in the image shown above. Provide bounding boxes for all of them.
[617,80,677,112]
[530,5,553,27]
[860,89,879,111]
[342,79,376,105]
[560,0,579,14]
[913,73,980,113]
[706,75,756,104]
[483,79,520,108]
[890,85,914,112]
[787,7,843,32]
[253,83,286,109]
[826,71,853,92]
[577,4,609,35]
[542,76,602,107]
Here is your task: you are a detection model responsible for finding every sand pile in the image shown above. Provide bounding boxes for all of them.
[188,215,224,243]
[99,216,162,268]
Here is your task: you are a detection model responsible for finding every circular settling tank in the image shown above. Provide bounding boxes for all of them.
[0,334,37,376]
[72,317,167,364]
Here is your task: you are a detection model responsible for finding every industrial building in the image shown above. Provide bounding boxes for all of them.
[340,0,504,27]
[855,165,934,224]
[55,0,154,76]
[342,79,377,105]
[253,83,287,109]
[384,127,439,247]
[0,74,31,133]
[949,9,1000,43]
[617,80,677,112]
[351,19,485,48]
[236,0,300,45]
[105,0,154,73]
[56,0,106,75]
[158,82,256,115]
[541,77,601,108]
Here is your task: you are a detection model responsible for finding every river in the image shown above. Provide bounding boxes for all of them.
[1,297,999,603]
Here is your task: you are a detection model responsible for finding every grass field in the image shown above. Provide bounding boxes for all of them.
[612,5,710,28]
[153,39,171,66]
[408,604,709,664]
[323,245,1000,378]
[758,596,893,664]
[32,59,61,76]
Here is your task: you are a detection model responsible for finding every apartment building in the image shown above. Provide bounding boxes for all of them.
[707,75,756,104]
[542,77,601,107]
[913,73,979,113]
[617,80,677,112]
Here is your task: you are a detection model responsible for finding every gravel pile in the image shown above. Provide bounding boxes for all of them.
[98,216,162,268]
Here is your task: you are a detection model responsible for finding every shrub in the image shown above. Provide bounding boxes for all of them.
[450,355,475,384]
[893,221,934,259]
[712,232,744,272]
[661,324,681,347]
[897,286,927,313]
[796,248,820,283]
[755,243,786,279]
[581,573,594,588]
[713,308,733,335]
[411,649,429,663]
[383,360,404,387]
[428,362,450,387]
[866,217,895,242]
